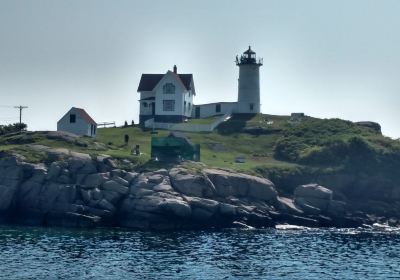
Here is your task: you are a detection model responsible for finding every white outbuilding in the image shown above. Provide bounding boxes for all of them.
[57,107,97,137]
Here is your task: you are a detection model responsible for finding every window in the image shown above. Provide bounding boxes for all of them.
[188,103,191,111]
[143,102,148,107]
[163,100,175,111]
[163,83,175,94]
[184,101,187,112]
[216,104,221,113]
[250,103,254,111]
[70,114,76,123]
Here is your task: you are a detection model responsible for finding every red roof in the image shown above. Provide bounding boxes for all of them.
[73,107,97,125]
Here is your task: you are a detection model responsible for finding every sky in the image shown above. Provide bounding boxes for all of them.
[0,0,399,138]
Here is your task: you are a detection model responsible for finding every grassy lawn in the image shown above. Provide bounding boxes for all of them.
[188,115,222,125]
[1,113,397,176]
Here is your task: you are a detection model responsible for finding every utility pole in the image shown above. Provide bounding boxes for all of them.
[14,106,28,124]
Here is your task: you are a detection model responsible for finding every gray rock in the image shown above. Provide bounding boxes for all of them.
[56,185,77,204]
[155,169,169,176]
[104,158,118,169]
[123,172,138,184]
[113,176,129,187]
[57,175,71,184]
[131,188,155,198]
[46,162,61,180]
[86,207,113,218]
[159,199,192,217]
[101,190,122,205]
[30,168,47,184]
[294,199,322,215]
[127,196,164,213]
[169,168,216,198]
[327,200,346,217]
[39,182,63,211]
[76,174,87,185]
[191,208,214,221]
[219,203,237,216]
[102,180,129,195]
[97,199,116,212]
[79,161,97,174]
[295,196,330,211]
[277,197,304,215]
[67,155,88,173]
[0,185,16,211]
[80,189,91,203]
[294,184,333,200]
[147,174,164,184]
[110,169,123,178]
[18,180,43,208]
[2,165,23,180]
[153,183,173,192]
[84,173,109,188]
[186,197,219,214]
[90,188,103,201]
[204,169,277,201]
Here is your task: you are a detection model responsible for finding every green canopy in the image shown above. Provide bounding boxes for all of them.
[151,132,200,162]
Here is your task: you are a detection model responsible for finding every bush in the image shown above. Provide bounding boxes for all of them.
[0,123,27,135]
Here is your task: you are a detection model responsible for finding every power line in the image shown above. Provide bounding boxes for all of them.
[14,106,28,124]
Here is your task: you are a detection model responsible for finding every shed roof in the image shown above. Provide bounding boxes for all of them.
[72,107,97,125]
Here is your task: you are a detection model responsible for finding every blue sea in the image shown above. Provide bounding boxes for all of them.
[0,225,399,279]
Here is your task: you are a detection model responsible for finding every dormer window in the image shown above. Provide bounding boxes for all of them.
[163,83,175,94]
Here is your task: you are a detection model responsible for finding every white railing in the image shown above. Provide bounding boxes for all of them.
[144,113,231,132]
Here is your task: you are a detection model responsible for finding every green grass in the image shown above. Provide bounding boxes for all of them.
[1,113,399,178]
[188,115,222,125]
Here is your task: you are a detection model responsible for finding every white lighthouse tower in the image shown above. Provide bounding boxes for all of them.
[236,46,263,114]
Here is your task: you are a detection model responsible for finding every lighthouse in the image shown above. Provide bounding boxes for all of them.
[236,46,263,114]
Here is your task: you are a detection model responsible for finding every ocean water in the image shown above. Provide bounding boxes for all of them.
[0,225,399,279]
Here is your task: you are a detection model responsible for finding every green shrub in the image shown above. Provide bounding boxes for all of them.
[0,123,27,135]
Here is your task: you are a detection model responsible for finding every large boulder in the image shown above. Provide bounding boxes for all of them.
[84,173,109,188]
[204,169,277,201]
[169,168,216,198]
[186,197,219,221]
[294,184,333,200]
[159,199,192,217]
[17,180,43,208]
[294,184,337,215]
[102,180,129,195]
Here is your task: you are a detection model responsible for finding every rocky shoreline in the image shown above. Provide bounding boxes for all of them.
[0,150,399,230]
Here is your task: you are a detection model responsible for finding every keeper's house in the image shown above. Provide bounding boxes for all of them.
[137,65,195,125]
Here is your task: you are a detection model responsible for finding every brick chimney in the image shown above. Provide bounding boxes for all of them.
[173,65,177,74]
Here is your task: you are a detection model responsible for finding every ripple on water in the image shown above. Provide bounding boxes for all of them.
[0,226,399,279]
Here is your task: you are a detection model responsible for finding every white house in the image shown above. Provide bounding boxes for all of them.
[57,107,97,137]
[137,46,262,126]
[137,65,195,125]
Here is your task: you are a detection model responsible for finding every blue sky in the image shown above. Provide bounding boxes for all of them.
[0,0,399,138]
